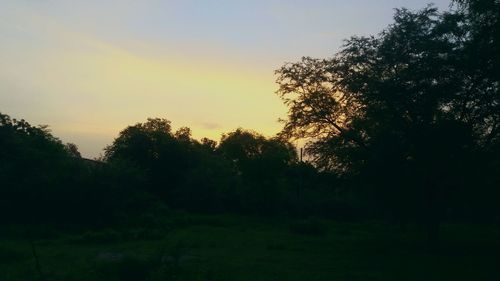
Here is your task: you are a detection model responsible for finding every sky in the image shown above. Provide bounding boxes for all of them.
[0,0,452,158]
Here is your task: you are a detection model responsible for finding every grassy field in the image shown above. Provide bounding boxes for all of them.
[1,214,499,281]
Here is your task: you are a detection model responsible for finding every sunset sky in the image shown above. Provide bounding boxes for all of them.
[0,0,451,158]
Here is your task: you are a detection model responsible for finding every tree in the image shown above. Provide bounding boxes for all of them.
[218,129,298,213]
[218,128,297,179]
[104,118,173,164]
[65,143,82,158]
[275,3,498,249]
[104,118,189,199]
[0,112,77,222]
[104,118,233,210]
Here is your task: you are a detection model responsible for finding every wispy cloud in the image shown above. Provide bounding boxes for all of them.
[199,122,222,130]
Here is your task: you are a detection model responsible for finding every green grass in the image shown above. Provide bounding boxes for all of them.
[1,214,499,281]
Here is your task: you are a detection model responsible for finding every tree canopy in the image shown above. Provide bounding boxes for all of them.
[275,1,500,248]
[276,3,498,173]
[218,128,297,179]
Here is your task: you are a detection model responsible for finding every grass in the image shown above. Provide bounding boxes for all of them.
[1,214,499,281]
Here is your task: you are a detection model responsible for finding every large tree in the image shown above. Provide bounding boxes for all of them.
[275,2,499,249]
[104,118,234,211]
[104,118,191,199]
[217,129,298,213]
[218,128,297,179]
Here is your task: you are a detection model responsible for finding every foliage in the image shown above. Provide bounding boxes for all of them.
[275,1,500,247]
[1,1,497,244]
[0,112,156,225]
[276,4,497,172]
[103,121,309,215]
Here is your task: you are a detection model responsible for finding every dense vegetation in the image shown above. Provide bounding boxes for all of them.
[275,0,500,247]
[0,113,343,222]
[1,0,499,280]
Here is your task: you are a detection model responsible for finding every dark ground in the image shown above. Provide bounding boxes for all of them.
[1,213,499,281]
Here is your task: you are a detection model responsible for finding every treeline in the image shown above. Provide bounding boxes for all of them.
[1,1,499,237]
[1,110,497,229]
[0,113,347,225]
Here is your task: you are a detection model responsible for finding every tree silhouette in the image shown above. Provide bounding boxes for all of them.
[218,128,297,180]
[104,118,187,200]
[275,3,499,250]
[65,143,82,158]
[217,129,298,213]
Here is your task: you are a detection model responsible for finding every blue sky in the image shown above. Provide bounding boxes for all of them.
[0,0,452,157]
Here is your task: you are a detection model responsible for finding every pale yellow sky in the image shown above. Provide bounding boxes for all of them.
[0,0,451,158]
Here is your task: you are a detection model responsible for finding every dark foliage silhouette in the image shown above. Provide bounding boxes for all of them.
[0,112,154,225]
[1,1,499,279]
[275,1,499,249]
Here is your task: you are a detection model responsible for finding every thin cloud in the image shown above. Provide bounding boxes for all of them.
[199,122,222,130]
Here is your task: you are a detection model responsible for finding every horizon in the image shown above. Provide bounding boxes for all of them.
[0,0,451,158]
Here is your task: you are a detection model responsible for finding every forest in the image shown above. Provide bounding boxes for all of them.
[1,0,499,280]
